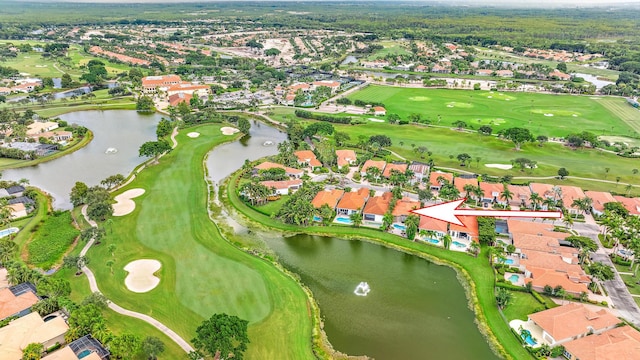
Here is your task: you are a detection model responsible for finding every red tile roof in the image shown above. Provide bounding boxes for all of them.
[361,160,386,174]
[559,185,586,210]
[449,215,479,239]
[311,189,344,209]
[363,193,392,216]
[418,216,448,233]
[562,325,640,360]
[260,179,302,190]
[383,163,407,178]
[529,303,619,342]
[336,188,369,211]
[391,197,420,217]
[294,150,322,167]
[429,171,453,187]
[335,149,357,167]
[453,177,478,194]
[168,92,192,107]
[0,288,38,320]
[613,196,640,215]
[585,191,616,213]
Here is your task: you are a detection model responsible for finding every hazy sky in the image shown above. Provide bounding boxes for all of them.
[16,0,640,3]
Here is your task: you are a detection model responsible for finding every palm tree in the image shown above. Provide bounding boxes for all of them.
[529,192,542,210]
[463,184,476,200]
[106,260,114,274]
[350,211,363,227]
[469,242,480,257]
[472,186,485,206]
[442,234,452,250]
[489,246,506,265]
[381,212,393,231]
[563,209,574,229]
[543,197,557,210]
[500,184,513,205]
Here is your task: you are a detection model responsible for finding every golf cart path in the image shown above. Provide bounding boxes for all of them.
[79,164,194,354]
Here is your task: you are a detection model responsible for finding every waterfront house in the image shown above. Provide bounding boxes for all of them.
[336,188,370,215]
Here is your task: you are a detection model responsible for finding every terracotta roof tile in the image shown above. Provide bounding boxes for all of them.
[562,325,640,360]
[312,189,344,208]
[529,303,620,341]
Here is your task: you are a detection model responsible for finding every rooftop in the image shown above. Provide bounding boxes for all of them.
[562,325,640,360]
[529,303,620,342]
[311,189,345,209]
[0,312,69,360]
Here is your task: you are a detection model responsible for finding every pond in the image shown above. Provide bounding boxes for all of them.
[205,121,498,359]
[3,110,161,209]
[264,234,500,360]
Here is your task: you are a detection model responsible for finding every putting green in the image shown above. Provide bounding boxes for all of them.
[408,96,431,101]
[446,102,473,108]
[531,109,581,117]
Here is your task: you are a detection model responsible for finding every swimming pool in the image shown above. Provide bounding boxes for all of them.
[335,217,353,225]
[501,258,514,265]
[508,274,520,283]
[452,241,466,248]
[426,238,439,244]
[393,223,406,231]
[521,333,537,346]
[313,216,321,222]
[0,227,19,238]
[78,350,92,359]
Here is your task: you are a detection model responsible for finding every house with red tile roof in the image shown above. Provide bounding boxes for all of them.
[584,191,616,216]
[453,177,478,197]
[506,219,570,240]
[288,83,311,92]
[168,92,192,107]
[418,216,448,239]
[335,150,357,167]
[549,70,571,81]
[479,182,505,207]
[495,69,514,77]
[294,150,322,169]
[521,251,590,296]
[507,184,531,208]
[559,185,586,215]
[512,233,578,260]
[311,189,344,209]
[524,267,590,296]
[253,161,303,178]
[562,325,640,360]
[449,215,479,241]
[260,179,303,195]
[613,196,640,216]
[363,192,392,223]
[392,197,420,223]
[528,303,620,346]
[382,162,407,178]
[360,160,386,178]
[336,188,370,215]
[312,81,341,93]
[429,171,453,191]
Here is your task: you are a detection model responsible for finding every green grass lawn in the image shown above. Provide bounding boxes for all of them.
[253,195,289,216]
[620,274,640,295]
[501,292,546,321]
[225,170,534,360]
[597,97,640,135]
[84,124,315,359]
[347,86,636,138]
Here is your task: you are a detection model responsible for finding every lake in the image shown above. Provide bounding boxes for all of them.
[3,110,161,209]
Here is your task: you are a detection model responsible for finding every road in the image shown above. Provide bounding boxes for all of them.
[570,221,640,327]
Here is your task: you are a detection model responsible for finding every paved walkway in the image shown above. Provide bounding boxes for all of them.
[79,163,194,354]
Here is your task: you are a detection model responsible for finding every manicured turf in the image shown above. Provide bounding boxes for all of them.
[1,52,66,78]
[501,291,545,322]
[620,274,640,296]
[225,169,533,360]
[597,97,640,134]
[85,124,315,359]
[347,85,636,138]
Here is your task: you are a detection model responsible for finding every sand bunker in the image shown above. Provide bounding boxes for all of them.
[572,114,578,117]
[113,188,145,216]
[544,113,554,117]
[485,164,513,170]
[487,96,493,98]
[408,96,431,101]
[124,259,161,293]
[187,132,200,138]
[447,105,454,108]
[221,127,240,135]
[368,118,385,122]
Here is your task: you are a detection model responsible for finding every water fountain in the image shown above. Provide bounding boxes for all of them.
[105,147,118,154]
[354,282,371,296]
[263,140,274,146]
